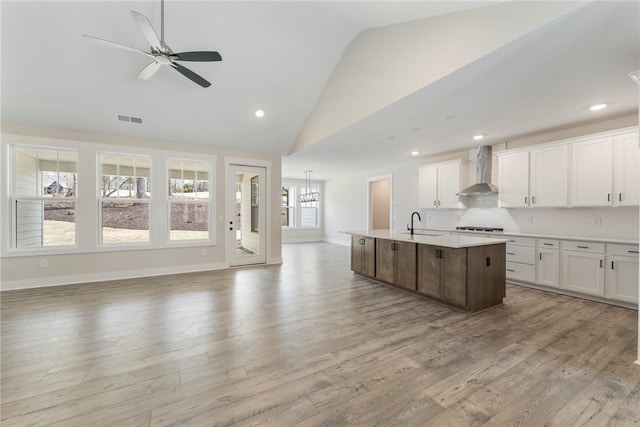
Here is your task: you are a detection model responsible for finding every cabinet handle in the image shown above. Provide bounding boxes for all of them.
[611,261,615,270]
[607,193,611,202]
[577,245,589,249]
[506,269,516,272]
[619,193,622,202]
[628,250,639,254]
[532,196,536,204]
[525,196,528,204]
[543,243,554,246]
[507,252,516,255]
[539,253,542,260]
[600,259,603,268]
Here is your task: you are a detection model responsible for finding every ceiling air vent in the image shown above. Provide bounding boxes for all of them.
[117,114,143,124]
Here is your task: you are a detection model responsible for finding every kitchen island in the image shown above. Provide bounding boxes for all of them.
[345,230,507,312]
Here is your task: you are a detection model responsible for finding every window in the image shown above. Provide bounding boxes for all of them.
[99,154,151,244]
[168,159,210,241]
[300,186,319,228]
[11,145,78,248]
[281,185,295,227]
[281,181,320,229]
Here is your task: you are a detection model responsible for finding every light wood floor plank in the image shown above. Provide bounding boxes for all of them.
[1,242,638,426]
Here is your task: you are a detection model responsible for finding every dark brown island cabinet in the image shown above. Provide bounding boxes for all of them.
[347,231,507,313]
[375,239,416,290]
[350,234,376,277]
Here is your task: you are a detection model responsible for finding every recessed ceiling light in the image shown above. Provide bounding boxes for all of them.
[473,134,485,140]
[589,104,607,111]
[411,151,420,156]
[255,109,265,118]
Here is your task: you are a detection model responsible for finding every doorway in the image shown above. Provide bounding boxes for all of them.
[368,174,392,231]
[226,164,267,266]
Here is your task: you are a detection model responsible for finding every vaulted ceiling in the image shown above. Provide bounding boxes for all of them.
[2,1,639,181]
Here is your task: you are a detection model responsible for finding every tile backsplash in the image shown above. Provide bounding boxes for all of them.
[423,206,639,241]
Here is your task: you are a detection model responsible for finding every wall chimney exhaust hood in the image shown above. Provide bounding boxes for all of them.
[457,145,498,196]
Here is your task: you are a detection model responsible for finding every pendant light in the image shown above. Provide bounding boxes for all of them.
[299,170,319,203]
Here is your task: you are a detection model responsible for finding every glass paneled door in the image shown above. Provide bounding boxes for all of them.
[226,164,266,266]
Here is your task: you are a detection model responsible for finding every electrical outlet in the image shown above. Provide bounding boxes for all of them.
[40,259,48,268]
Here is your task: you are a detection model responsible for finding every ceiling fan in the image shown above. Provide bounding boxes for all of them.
[82,0,221,88]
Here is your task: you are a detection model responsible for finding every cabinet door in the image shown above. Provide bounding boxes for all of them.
[537,249,559,287]
[605,255,639,303]
[571,137,613,206]
[498,151,529,207]
[395,241,416,290]
[418,166,438,208]
[530,144,568,207]
[362,236,376,277]
[350,235,363,273]
[440,247,468,307]
[613,132,639,206]
[417,245,440,298]
[562,251,605,296]
[375,239,395,283]
[437,162,464,208]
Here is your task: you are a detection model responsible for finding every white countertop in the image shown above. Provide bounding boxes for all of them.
[342,230,508,249]
[418,228,639,245]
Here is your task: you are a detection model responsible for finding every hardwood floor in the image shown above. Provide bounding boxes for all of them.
[1,242,639,426]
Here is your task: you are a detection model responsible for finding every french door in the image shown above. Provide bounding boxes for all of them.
[226,164,266,266]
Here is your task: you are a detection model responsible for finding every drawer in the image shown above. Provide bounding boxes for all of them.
[537,239,559,249]
[506,262,536,282]
[505,236,535,247]
[560,241,605,253]
[506,245,536,264]
[607,243,639,257]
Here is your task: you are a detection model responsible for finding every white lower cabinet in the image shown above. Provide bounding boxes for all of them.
[505,237,536,282]
[536,239,559,288]
[605,244,639,304]
[561,241,605,297]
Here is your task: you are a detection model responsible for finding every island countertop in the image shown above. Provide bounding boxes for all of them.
[342,229,508,249]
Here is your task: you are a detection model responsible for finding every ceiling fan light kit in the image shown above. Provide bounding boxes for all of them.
[82,0,221,88]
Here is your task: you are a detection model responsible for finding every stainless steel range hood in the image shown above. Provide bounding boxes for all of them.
[457,145,499,196]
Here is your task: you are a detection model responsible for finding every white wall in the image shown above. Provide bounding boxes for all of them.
[1,124,282,290]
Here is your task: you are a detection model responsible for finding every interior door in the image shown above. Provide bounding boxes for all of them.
[226,164,266,266]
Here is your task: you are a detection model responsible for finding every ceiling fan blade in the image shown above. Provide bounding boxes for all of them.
[131,11,162,51]
[82,34,154,59]
[171,51,222,62]
[171,62,211,88]
[137,61,162,80]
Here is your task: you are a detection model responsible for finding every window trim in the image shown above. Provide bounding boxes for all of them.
[167,157,213,243]
[281,179,322,230]
[9,144,79,249]
[98,152,153,246]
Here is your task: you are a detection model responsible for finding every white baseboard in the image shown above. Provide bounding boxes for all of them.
[324,237,350,247]
[282,237,324,244]
[1,262,226,291]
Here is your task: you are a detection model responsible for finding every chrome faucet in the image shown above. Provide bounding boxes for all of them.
[409,211,422,235]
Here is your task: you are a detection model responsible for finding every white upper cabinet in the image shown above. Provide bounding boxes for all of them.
[613,131,639,206]
[418,160,467,209]
[530,144,569,207]
[498,151,529,208]
[571,136,613,206]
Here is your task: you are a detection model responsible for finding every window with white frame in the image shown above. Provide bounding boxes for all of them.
[300,186,319,228]
[281,181,320,229]
[10,145,78,248]
[168,159,211,241]
[281,185,295,227]
[99,153,151,244]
